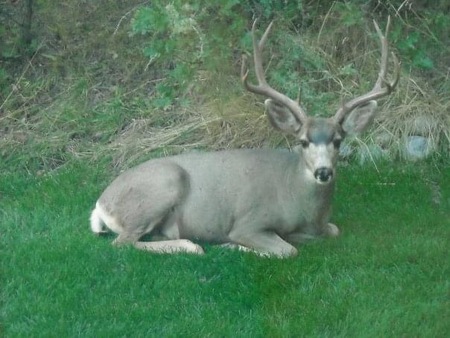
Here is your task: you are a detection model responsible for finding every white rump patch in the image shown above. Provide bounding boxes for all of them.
[90,202,123,235]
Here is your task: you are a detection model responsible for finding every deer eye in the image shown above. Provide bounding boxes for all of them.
[299,140,310,148]
[333,139,342,148]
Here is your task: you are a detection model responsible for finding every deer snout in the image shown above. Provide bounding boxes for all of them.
[314,167,333,183]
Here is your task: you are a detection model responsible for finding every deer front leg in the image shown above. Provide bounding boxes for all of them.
[228,230,298,258]
[285,223,340,245]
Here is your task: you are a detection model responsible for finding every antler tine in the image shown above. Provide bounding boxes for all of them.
[334,16,400,123]
[373,16,391,89]
[242,20,308,123]
[252,19,270,86]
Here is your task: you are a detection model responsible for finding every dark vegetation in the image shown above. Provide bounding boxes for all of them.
[1,0,449,173]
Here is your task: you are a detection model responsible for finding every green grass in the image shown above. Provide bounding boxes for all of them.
[1,160,449,337]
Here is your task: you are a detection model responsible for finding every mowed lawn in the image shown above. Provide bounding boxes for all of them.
[1,160,449,337]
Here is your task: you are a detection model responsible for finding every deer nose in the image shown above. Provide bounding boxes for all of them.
[314,167,333,183]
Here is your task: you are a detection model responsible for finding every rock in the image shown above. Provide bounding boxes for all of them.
[404,136,434,160]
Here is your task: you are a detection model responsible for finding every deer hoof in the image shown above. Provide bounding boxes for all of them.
[179,240,205,254]
[326,223,340,237]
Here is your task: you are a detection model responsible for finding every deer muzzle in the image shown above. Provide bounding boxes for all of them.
[314,167,334,183]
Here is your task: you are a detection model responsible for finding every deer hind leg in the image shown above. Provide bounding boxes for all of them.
[90,202,159,245]
[105,212,204,254]
[134,240,204,254]
[90,195,181,245]
[90,202,122,235]
[92,202,198,253]
[133,209,204,254]
[90,166,203,254]
[90,163,192,248]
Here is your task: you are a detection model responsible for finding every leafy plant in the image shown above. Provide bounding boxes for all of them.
[396,30,434,70]
[130,1,312,109]
[131,1,244,108]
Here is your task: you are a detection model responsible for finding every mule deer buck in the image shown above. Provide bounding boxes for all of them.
[90,18,399,257]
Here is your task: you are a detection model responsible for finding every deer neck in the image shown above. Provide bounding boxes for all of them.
[288,153,336,204]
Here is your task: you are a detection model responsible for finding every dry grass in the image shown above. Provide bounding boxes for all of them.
[1,2,449,175]
[302,8,450,160]
[106,91,289,169]
[370,77,450,158]
[105,11,449,166]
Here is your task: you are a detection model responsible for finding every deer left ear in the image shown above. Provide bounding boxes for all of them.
[265,99,303,135]
[341,100,378,135]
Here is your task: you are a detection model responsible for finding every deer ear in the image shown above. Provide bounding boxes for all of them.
[341,100,378,135]
[265,99,302,135]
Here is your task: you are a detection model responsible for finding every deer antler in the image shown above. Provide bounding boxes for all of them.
[241,20,308,124]
[334,16,400,123]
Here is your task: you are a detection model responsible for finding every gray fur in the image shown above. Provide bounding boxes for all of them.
[90,101,378,257]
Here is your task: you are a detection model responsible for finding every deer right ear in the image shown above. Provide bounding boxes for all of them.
[265,99,303,135]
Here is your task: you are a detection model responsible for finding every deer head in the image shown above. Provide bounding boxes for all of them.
[241,18,400,184]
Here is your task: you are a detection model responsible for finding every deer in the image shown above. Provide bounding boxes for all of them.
[90,18,399,257]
